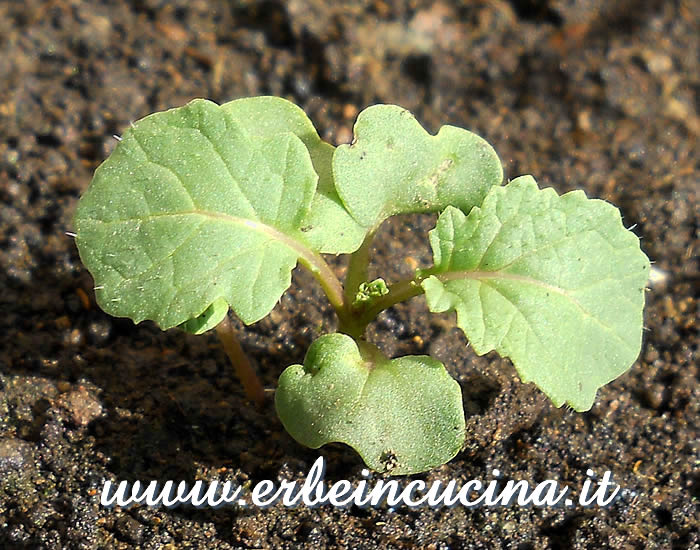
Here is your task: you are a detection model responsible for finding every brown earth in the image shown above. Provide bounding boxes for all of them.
[0,0,697,548]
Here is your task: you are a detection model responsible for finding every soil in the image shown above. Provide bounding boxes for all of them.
[0,0,697,548]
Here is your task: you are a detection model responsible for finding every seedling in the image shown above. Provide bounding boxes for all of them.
[73,97,649,475]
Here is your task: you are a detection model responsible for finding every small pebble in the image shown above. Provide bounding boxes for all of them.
[88,319,112,345]
[58,388,103,427]
[116,515,145,544]
[0,437,36,474]
[643,51,673,75]
[647,265,668,288]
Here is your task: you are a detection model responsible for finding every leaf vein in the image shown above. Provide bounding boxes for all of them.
[181,123,259,219]
[129,130,197,209]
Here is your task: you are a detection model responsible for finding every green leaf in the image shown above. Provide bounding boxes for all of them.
[179,297,228,334]
[74,98,324,329]
[352,277,389,307]
[333,105,503,228]
[276,333,465,475]
[222,96,366,253]
[422,176,650,411]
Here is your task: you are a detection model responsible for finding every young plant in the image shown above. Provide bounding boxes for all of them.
[73,97,649,475]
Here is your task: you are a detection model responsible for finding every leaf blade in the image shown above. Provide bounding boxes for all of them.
[276,333,466,475]
[74,99,321,329]
[333,105,503,228]
[222,96,366,253]
[422,176,650,411]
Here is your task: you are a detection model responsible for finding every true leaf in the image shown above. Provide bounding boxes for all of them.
[333,104,503,228]
[353,277,389,307]
[74,98,324,329]
[222,96,366,253]
[422,176,650,411]
[276,333,465,475]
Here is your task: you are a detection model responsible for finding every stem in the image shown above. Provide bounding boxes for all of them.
[343,229,377,309]
[296,250,346,315]
[216,315,265,407]
[356,339,390,370]
[351,267,555,330]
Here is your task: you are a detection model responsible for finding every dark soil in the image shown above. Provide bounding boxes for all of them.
[1,0,697,548]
